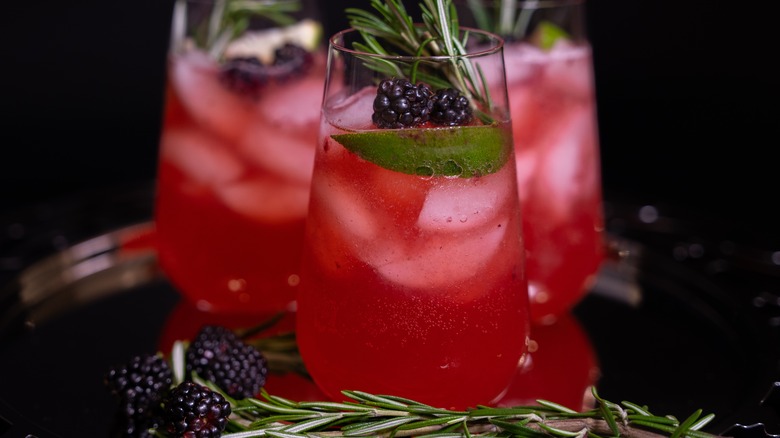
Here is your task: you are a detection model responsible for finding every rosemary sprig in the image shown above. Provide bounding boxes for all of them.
[171,0,303,59]
[161,337,723,438]
[465,0,537,40]
[345,0,494,112]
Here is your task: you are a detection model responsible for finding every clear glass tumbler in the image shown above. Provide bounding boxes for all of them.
[295,24,531,410]
[153,0,325,314]
[459,0,606,325]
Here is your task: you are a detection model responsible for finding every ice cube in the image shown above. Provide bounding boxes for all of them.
[536,107,597,219]
[171,51,253,142]
[542,44,594,100]
[417,172,510,233]
[503,43,546,84]
[311,173,377,242]
[514,149,538,201]
[370,219,508,290]
[161,127,244,185]
[240,121,316,186]
[258,73,324,128]
[216,177,309,223]
[324,86,376,131]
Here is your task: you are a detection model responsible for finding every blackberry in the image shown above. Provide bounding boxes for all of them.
[162,381,231,438]
[219,57,269,97]
[271,43,313,79]
[372,78,434,129]
[186,325,268,399]
[431,88,473,126]
[105,354,172,437]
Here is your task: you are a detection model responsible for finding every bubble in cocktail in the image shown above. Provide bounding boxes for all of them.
[154,0,324,313]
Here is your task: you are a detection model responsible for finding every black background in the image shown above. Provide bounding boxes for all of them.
[2,0,777,236]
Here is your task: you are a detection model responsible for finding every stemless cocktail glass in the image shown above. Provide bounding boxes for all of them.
[459,0,606,324]
[153,0,324,313]
[296,25,531,410]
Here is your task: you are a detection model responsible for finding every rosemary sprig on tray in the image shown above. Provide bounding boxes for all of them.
[163,337,723,438]
[345,0,495,112]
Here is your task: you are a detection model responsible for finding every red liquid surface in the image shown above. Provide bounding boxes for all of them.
[154,50,324,313]
[296,101,531,410]
[506,42,606,324]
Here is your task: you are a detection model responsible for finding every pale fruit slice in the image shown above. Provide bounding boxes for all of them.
[225,19,323,64]
[331,125,510,178]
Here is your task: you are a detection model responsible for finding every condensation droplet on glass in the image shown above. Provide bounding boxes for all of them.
[288,274,300,287]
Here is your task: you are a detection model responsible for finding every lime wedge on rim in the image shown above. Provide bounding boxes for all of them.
[331,125,511,178]
[531,21,570,50]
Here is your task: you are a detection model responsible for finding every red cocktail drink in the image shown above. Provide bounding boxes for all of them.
[506,39,605,324]
[154,3,324,313]
[296,25,531,410]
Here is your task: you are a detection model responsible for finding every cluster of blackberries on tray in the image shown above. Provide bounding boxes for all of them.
[161,381,231,438]
[372,78,474,129]
[219,43,313,96]
[186,325,268,400]
[105,354,172,437]
[105,325,267,437]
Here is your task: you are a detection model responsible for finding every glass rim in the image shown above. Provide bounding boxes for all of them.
[329,26,505,61]
[458,0,584,7]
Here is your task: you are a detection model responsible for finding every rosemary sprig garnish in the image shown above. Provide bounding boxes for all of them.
[466,0,536,40]
[162,337,723,438]
[345,0,495,113]
[171,0,302,59]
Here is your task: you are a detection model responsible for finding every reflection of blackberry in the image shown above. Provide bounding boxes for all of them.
[431,88,473,126]
[105,354,172,437]
[186,325,268,399]
[372,78,434,129]
[219,57,269,96]
[162,381,231,437]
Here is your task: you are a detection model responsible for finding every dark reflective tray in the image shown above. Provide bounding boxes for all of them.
[1,184,778,437]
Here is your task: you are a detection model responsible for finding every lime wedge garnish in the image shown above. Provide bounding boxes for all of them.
[531,21,570,51]
[331,125,510,178]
